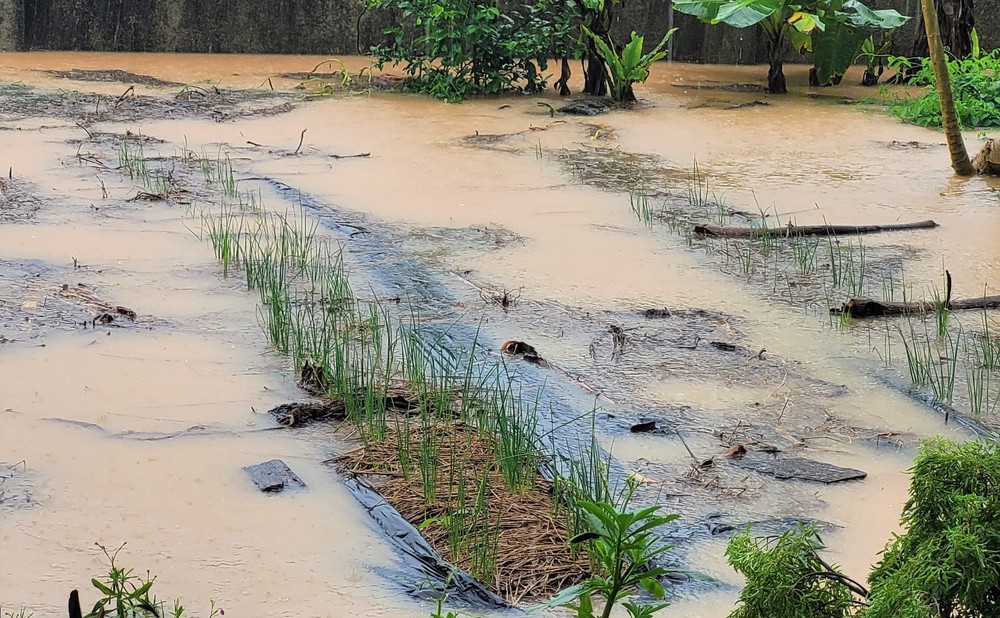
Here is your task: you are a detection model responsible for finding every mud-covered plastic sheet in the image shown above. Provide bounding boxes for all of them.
[343,475,511,609]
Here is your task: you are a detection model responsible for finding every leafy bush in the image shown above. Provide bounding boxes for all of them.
[367,0,573,102]
[864,438,1000,618]
[725,525,857,618]
[885,46,1000,128]
[581,27,676,103]
[724,438,1000,618]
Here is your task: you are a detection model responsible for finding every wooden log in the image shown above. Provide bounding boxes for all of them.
[693,219,938,238]
[834,296,1000,318]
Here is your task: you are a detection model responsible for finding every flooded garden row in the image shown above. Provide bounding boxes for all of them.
[0,49,998,618]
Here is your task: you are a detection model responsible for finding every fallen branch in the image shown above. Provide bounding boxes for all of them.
[693,219,938,238]
[835,295,1000,318]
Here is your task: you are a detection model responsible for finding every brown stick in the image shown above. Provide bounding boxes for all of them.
[693,219,938,238]
[834,295,1000,318]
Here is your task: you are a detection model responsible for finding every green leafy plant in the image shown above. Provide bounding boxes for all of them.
[538,477,678,618]
[856,34,894,85]
[725,524,860,618]
[884,45,1000,128]
[88,543,160,618]
[724,438,1000,618]
[672,0,908,93]
[84,542,223,618]
[864,438,1000,618]
[580,27,676,102]
[366,0,573,101]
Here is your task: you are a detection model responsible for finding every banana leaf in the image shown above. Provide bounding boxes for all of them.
[672,0,783,28]
[811,19,867,84]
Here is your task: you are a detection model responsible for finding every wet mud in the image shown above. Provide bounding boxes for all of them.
[1,53,996,616]
[0,81,297,124]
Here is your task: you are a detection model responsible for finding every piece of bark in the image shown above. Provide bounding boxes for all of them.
[737,456,866,483]
[243,459,306,492]
[694,220,938,238]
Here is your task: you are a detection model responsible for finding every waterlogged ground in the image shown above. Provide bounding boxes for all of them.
[1,52,999,617]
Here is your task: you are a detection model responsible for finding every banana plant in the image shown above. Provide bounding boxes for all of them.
[672,0,908,93]
[581,27,677,102]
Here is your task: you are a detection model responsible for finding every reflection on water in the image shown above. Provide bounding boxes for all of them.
[0,52,996,616]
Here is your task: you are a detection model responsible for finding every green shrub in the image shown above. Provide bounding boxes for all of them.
[885,45,1000,128]
[367,0,573,102]
[864,438,1000,618]
[725,524,857,618]
[725,438,1000,618]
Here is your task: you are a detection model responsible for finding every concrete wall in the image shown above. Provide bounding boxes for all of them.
[4,0,999,61]
[0,0,22,52]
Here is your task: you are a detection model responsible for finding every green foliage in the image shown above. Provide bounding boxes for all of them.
[864,439,1000,618]
[367,0,573,102]
[725,524,857,618]
[86,543,223,618]
[724,439,1000,618]
[885,47,1000,128]
[581,27,676,102]
[672,0,907,87]
[537,477,678,618]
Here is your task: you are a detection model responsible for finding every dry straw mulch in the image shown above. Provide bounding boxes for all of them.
[339,421,589,604]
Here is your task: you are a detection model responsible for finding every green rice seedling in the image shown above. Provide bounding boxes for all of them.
[736,241,754,277]
[419,420,440,503]
[394,414,414,480]
[118,132,149,182]
[881,270,897,302]
[686,157,709,210]
[628,184,654,229]
[977,308,999,370]
[931,281,951,339]
[492,381,541,493]
[790,234,819,276]
[258,283,292,355]
[469,474,501,585]
[882,321,894,367]
[898,319,929,386]
[928,327,962,404]
[899,318,962,405]
[846,238,867,298]
[827,235,843,289]
[200,206,236,276]
[966,346,989,416]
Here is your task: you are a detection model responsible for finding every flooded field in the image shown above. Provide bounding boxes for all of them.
[1,52,998,617]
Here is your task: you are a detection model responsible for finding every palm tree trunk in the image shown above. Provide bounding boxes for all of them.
[921,0,975,176]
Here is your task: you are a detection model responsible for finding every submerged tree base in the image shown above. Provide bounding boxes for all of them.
[972,138,1000,176]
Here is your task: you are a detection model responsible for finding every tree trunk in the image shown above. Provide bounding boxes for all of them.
[583,48,609,96]
[909,0,975,60]
[922,0,974,176]
[767,41,787,94]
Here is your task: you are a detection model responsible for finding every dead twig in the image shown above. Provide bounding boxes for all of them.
[294,128,307,155]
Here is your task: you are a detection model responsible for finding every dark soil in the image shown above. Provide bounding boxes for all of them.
[46,69,184,87]
[0,82,298,123]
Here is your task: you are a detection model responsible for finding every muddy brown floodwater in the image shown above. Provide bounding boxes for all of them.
[1,52,998,617]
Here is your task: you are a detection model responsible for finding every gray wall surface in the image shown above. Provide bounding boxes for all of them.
[1,0,997,63]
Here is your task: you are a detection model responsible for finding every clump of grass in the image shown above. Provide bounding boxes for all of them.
[628,184,655,229]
